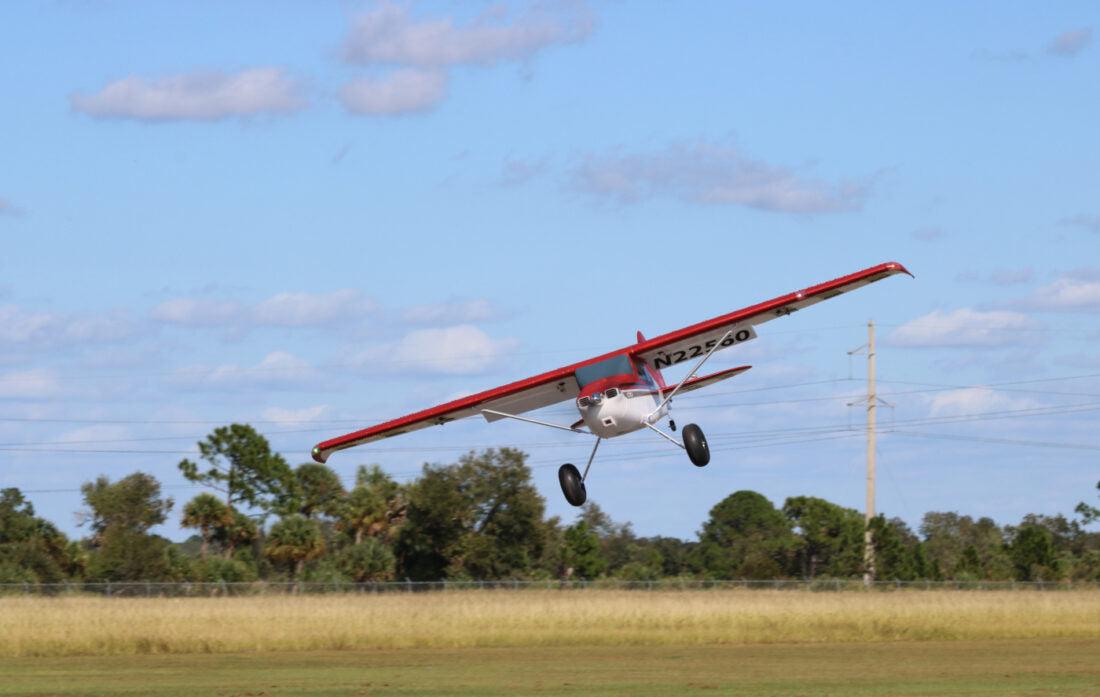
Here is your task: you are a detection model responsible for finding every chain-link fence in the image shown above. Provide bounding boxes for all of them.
[3,578,1097,597]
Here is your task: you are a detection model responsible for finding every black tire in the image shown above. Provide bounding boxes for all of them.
[558,463,587,506]
[683,423,710,467]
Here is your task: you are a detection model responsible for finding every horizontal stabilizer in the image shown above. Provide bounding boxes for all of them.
[661,366,751,397]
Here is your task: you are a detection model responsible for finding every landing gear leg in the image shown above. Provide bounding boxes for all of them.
[683,424,710,467]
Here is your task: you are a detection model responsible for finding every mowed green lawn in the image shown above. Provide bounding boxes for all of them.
[3,639,1097,697]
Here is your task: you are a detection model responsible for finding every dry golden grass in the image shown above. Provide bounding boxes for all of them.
[3,590,1098,657]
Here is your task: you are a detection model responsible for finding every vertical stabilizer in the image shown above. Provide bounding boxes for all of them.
[636,331,667,389]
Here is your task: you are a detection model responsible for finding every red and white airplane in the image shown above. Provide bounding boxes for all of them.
[313,261,911,506]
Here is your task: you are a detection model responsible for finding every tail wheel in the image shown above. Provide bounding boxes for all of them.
[683,424,710,467]
[558,463,587,506]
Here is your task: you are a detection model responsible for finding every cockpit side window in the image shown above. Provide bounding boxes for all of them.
[634,359,657,389]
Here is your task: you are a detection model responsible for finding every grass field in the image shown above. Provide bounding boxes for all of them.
[1,640,1097,696]
[3,591,1098,696]
[2,590,1098,657]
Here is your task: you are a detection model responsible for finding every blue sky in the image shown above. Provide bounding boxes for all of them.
[2,1,1097,542]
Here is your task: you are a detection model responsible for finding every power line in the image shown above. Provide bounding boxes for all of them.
[888,430,1100,452]
[4,400,1097,456]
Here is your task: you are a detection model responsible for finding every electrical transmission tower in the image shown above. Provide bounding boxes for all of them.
[848,321,890,587]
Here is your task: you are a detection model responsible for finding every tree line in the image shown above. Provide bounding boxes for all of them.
[2,423,1098,585]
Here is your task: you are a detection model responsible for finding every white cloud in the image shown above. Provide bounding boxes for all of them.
[150,298,245,326]
[927,387,1040,417]
[341,2,593,67]
[151,289,375,329]
[171,351,316,390]
[53,424,132,445]
[0,305,137,347]
[350,325,520,375]
[1017,277,1100,312]
[568,140,870,213]
[261,405,330,425]
[71,67,307,122]
[0,369,62,399]
[1047,28,1092,57]
[338,69,448,115]
[886,308,1040,348]
[253,290,376,327]
[398,299,499,325]
[0,305,54,344]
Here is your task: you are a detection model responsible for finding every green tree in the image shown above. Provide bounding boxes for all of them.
[640,536,695,578]
[1074,480,1099,526]
[0,488,75,583]
[1008,525,1059,581]
[286,463,344,519]
[562,520,606,579]
[690,490,798,579]
[0,488,38,543]
[783,495,864,578]
[920,512,1007,580]
[580,502,638,573]
[336,465,406,544]
[265,514,325,579]
[338,538,396,582]
[180,493,227,560]
[80,472,173,538]
[869,515,932,581]
[79,472,175,581]
[178,423,294,514]
[215,507,258,560]
[395,449,551,580]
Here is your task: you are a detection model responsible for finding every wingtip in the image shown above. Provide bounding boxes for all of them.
[885,261,914,278]
[311,446,328,464]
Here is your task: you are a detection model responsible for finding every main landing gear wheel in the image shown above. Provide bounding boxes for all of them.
[558,463,587,506]
[683,424,710,467]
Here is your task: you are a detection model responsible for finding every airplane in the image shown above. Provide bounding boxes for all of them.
[312,261,911,506]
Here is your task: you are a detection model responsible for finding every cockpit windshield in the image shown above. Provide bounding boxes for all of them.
[574,354,634,388]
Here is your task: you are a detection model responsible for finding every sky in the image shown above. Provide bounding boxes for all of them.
[1,1,1098,543]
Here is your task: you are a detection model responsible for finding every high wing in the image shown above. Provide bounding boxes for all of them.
[633,261,911,372]
[311,369,583,462]
[311,261,910,463]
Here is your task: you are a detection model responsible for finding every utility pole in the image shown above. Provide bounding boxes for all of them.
[848,321,881,587]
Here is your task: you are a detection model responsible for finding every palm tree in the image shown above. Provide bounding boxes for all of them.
[338,538,396,582]
[336,465,406,544]
[181,493,227,560]
[216,507,257,560]
[264,514,325,579]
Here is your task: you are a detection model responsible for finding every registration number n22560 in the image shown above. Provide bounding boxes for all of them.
[649,327,756,369]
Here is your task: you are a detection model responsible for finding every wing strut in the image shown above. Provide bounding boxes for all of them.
[647,328,733,421]
[479,409,595,435]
